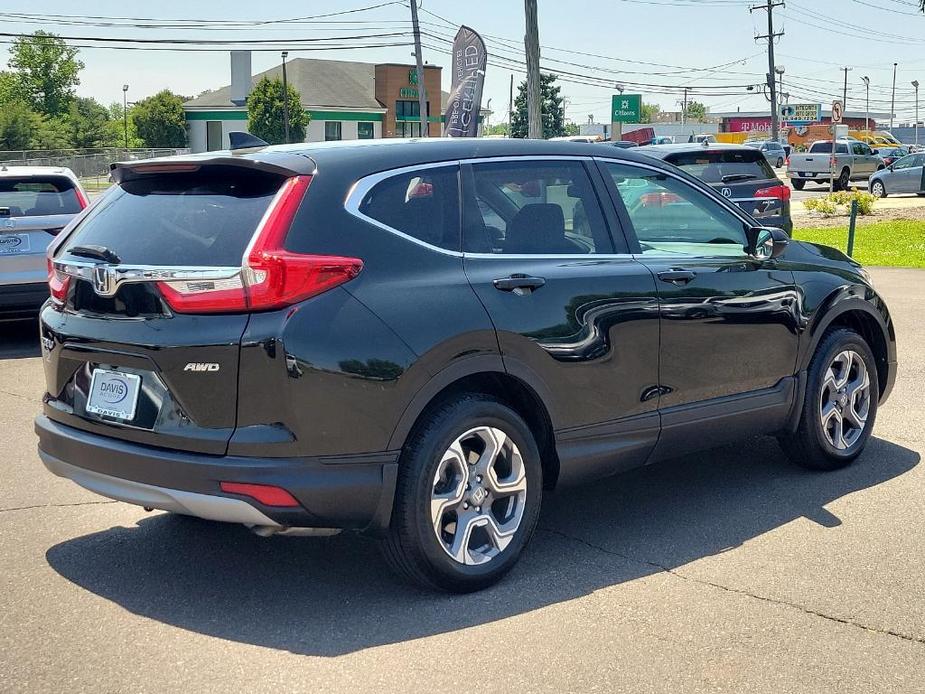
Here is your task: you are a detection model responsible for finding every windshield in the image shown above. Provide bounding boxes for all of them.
[62,167,284,266]
[0,176,82,217]
[666,150,776,184]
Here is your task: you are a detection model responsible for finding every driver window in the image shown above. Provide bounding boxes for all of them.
[894,156,913,170]
[603,162,748,257]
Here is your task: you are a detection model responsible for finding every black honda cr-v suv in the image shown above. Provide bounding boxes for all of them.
[37,137,896,592]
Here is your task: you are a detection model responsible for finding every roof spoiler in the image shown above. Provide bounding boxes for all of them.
[110,153,316,183]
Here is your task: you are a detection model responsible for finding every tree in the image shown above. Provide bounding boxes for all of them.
[132,90,188,147]
[563,122,580,136]
[66,97,112,149]
[7,32,83,116]
[510,73,566,139]
[104,102,144,148]
[246,76,309,145]
[640,102,661,124]
[0,71,19,105]
[684,101,707,122]
[484,122,509,136]
[0,101,38,150]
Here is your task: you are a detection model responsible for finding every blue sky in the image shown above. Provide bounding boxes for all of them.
[2,0,924,124]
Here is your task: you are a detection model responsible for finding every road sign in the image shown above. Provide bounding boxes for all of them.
[831,100,844,124]
[779,103,821,123]
[611,94,642,124]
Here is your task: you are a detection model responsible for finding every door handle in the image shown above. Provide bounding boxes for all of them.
[492,274,546,293]
[657,269,697,285]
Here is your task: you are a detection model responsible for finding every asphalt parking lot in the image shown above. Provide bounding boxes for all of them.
[1,267,923,692]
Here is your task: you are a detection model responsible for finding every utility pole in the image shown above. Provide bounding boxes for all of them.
[842,67,851,112]
[409,0,429,136]
[508,73,514,137]
[281,52,290,143]
[524,0,542,139]
[681,87,689,127]
[861,76,870,132]
[913,80,920,147]
[751,1,784,143]
[122,84,129,150]
[891,62,898,131]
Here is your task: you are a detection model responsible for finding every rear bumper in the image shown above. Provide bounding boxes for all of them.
[35,415,399,532]
[0,282,48,318]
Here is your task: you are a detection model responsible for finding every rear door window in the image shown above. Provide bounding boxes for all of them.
[358,166,460,251]
[0,176,82,217]
[62,166,284,266]
[462,160,615,255]
[665,150,776,184]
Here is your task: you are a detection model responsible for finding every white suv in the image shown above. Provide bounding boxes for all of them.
[0,166,87,319]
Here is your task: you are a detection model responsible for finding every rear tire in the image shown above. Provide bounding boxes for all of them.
[792,180,805,191]
[381,394,543,592]
[835,168,851,191]
[779,328,878,471]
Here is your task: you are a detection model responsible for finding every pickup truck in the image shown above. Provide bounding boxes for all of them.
[787,139,884,190]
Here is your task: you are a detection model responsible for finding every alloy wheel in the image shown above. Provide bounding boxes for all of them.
[819,350,871,450]
[430,426,528,566]
[872,181,885,198]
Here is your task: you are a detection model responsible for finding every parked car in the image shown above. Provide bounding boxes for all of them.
[745,140,787,168]
[601,140,639,149]
[873,146,910,168]
[0,165,87,319]
[38,137,895,592]
[869,152,925,197]
[637,142,792,233]
[787,139,884,190]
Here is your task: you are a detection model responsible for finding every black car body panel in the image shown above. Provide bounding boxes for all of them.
[36,138,895,531]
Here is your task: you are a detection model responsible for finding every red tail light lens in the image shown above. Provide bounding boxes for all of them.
[47,256,70,306]
[74,186,89,210]
[157,175,363,314]
[755,184,792,201]
[220,481,300,508]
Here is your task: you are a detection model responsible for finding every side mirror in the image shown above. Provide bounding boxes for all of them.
[745,226,789,260]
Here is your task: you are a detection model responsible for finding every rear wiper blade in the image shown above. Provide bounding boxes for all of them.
[719,174,757,183]
[68,245,122,264]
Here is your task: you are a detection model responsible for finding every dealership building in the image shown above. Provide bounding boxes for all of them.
[184,52,454,152]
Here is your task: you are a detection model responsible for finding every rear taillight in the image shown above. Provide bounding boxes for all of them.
[755,184,792,201]
[47,256,70,306]
[74,186,89,210]
[157,175,363,314]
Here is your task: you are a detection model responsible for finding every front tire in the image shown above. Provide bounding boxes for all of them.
[835,168,851,191]
[779,328,878,470]
[382,394,543,592]
[871,180,887,198]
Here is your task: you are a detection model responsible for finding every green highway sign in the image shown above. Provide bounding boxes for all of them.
[612,94,642,123]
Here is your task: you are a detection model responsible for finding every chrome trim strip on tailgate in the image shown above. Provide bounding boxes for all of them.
[52,259,241,298]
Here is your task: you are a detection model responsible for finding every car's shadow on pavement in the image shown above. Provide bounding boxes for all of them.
[0,319,40,359]
[46,435,919,657]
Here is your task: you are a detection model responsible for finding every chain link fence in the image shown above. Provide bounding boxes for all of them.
[0,148,191,192]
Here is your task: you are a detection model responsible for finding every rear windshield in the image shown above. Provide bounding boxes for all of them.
[63,167,284,266]
[0,176,81,217]
[665,150,776,183]
[809,142,849,154]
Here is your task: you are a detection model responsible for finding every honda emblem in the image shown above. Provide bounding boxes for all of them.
[92,266,116,296]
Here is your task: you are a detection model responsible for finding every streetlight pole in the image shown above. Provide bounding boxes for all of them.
[122,84,129,150]
[281,51,290,144]
[891,62,898,131]
[914,80,920,147]
[861,76,870,133]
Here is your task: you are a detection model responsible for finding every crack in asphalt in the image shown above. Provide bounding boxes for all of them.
[0,500,117,513]
[539,526,925,647]
[0,388,32,401]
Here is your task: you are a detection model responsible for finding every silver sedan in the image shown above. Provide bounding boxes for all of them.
[869,153,925,198]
